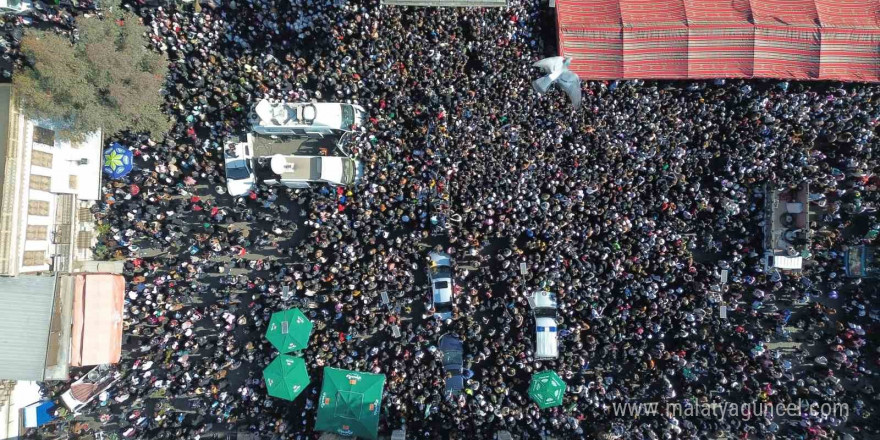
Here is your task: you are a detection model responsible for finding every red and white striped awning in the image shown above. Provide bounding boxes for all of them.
[556,0,880,81]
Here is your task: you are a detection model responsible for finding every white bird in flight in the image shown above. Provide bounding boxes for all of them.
[532,56,582,109]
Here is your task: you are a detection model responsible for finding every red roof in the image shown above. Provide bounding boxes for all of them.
[621,0,687,25]
[557,0,880,81]
[815,0,880,28]
[750,0,820,26]
[684,0,753,25]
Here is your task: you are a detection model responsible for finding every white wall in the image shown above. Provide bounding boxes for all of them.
[0,381,41,440]
[4,119,101,275]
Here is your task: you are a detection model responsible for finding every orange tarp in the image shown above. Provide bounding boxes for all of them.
[70,274,124,367]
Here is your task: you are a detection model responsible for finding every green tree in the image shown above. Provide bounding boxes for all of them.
[14,2,170,140]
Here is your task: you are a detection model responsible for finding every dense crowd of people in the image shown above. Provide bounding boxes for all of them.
[24,0,880,438]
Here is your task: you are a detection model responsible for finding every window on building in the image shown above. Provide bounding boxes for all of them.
[29,175,51,192]
[69,175,78,190]
[32,126,55,147]
[31,150,53,168]
[26,225,48,240]
[78,207,92,222]
[22,251,45,267]
[28,200,50,216]
[76,231,92,250]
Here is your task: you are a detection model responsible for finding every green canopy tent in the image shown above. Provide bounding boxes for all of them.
[528,370,566,409]
[265,308,313,353]
[263,355,309,401]
[315,368,386,440]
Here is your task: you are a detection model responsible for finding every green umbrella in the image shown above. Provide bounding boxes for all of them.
[315,368,386,440]
[263,355,309,401]
[265,308,312,353]
[529,370,566,409]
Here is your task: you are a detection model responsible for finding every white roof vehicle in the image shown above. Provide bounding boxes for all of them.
[223,141,255,196]
[249,133,363,189]
[251,99,366,136]
[264,154,355,188]
[529,291,559,360]
[428,252,454,320]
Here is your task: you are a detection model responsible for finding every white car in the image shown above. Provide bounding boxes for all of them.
[428,252,454,320]
[529,291,559,360]
[223,141,255,196]
[251,99,366,136]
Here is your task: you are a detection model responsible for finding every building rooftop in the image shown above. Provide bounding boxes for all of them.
[0,273,124,381]
[54,130,103,202]
[0,275,63,381]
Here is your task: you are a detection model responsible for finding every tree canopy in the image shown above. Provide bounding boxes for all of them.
[14,5,170,140]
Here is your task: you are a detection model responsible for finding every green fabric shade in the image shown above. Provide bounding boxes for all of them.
[315,368,386,440]
[528,370,566,409]
[262,355,309,401]
[265,308,312,353]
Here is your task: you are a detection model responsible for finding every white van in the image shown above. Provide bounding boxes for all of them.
[529,291,559,360]
[263,154,359,189]
[251,99,366,136]
[249,133,363,189]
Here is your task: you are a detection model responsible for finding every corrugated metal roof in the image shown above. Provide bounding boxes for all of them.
[0,276,57,380]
